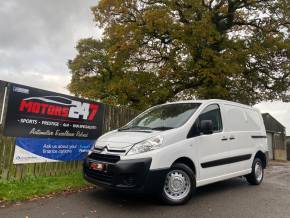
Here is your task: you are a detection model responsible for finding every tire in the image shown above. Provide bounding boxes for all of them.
[160,163,195,205]
[246,158,264,185]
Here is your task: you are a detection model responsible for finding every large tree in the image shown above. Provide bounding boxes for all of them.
[68,0,290,110]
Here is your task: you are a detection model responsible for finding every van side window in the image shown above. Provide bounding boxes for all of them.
[199,104,223,132]
[187,104,223,138]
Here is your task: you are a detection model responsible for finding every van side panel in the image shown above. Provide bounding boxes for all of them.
[222,104,267,173]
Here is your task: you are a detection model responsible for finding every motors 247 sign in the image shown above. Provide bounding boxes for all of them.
[4,84,104,139]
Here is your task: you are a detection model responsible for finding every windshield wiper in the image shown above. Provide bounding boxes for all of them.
[151,126,174,131]
[118,126,152,132]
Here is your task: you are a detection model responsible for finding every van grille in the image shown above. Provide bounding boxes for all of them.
[94,147,126,153]
[84,167,113,183]
[88,153,120,163]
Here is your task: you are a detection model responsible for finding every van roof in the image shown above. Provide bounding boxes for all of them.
[164,99,259,111]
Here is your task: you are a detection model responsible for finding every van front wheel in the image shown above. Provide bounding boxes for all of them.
[160,163,195,205]
[246,158,264,185]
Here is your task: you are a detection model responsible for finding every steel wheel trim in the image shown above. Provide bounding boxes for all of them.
[255,162,263,182]
[163,170,191,201]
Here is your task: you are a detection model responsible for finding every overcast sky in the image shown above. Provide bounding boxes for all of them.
[0,0,289,135]
[0,0,102,93]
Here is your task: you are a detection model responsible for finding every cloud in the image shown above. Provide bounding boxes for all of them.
[255,101,290,135]
[0,0,102,93]
[0,70,70,94]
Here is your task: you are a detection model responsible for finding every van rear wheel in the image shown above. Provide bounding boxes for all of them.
[246,158,264,185]
[160,163,195,205]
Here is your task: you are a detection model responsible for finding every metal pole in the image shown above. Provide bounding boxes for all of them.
[0,86,7,124]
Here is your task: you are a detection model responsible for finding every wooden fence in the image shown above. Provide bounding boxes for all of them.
[0,104,138,181]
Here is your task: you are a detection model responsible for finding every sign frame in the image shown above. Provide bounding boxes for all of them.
[4,82,104,140]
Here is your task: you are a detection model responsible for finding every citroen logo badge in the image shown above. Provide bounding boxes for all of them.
[101,146,108,153]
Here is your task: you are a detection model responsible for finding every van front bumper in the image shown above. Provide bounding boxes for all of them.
[83,157,168,193]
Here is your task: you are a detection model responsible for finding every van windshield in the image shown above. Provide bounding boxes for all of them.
[120,103,201,131]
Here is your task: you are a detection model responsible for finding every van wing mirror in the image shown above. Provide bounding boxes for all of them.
[200,120,213,135]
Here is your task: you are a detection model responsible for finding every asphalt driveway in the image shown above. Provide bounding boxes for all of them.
[1,162,290,218]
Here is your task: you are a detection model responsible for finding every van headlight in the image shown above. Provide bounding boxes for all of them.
[127,135,163,155]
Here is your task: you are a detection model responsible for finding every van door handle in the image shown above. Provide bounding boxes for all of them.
[221,137,228,141]
[229,136,235,140]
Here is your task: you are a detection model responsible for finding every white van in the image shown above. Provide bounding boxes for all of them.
[83,99,268,205]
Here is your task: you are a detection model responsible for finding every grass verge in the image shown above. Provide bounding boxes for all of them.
[0,173,88,201]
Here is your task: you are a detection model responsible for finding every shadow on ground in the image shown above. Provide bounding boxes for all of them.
[86,177,248,207]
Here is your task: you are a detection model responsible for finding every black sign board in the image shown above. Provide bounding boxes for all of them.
[4,83,104,139]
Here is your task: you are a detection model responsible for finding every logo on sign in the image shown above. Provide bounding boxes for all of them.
[13,86,29,94]
[18,96,99,121]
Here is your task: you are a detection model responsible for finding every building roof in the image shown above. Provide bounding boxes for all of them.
[262,113,285,134]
